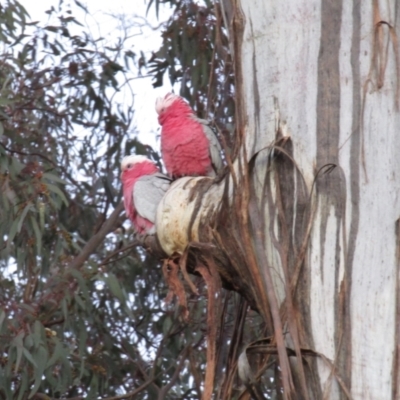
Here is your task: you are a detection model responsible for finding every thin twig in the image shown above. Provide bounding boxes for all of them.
[68,202,124,270]
[100,241,139,266]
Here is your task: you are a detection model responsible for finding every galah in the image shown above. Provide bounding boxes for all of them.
[155,93,223,178]
[120,155,171,235]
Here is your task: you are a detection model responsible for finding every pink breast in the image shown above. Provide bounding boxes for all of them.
[161,118,211,177]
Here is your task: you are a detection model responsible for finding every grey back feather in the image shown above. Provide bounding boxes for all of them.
[192,116,224,175]
[133,173,171,224]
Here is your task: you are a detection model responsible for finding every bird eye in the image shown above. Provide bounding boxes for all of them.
[127,163,132,169]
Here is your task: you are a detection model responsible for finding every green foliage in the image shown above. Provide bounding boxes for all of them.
[148,0,235,148]
[0,1,272,399]
[0,0,178,397]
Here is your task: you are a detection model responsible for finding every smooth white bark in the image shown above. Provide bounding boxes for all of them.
[238,0,400,398]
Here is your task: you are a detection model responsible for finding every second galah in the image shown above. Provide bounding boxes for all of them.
[120,155,171,235]
[155,93,223,178]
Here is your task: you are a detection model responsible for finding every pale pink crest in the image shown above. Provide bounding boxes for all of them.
[120,154,152,173]
[155,93,180,115]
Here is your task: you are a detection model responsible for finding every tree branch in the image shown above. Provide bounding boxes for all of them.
[68,202,124,270]
[100,377,158,400]
[157,345,190,400]
[100,241,140,266]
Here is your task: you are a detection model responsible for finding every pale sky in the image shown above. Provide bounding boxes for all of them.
[20,0,173,151]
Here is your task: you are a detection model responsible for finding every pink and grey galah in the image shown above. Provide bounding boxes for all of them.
[120,155,171,235]
[155,93,223,178]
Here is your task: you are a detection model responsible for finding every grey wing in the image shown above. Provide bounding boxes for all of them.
[193,116,224,174]
[133,173,171,224]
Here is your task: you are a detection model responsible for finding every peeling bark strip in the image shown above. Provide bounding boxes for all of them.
[195,261,222,400]
[220,0,246,157]
[273,138,322,399]
[250,19,261,151]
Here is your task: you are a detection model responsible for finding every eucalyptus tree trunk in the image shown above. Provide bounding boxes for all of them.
[219,0,400,399]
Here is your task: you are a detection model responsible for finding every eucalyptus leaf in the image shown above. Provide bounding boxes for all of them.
[103,273,124,302]
[30,216,42,256]
[16,369,28,400]
[46,183,69,206]
[28,345,48,398]
[22,347,37,368]
[46,337,63,368]
[11,330,25,373]
[33,320,43,349]
[16,202,32,233]
[0,309,5,331]
[42,172,67,185]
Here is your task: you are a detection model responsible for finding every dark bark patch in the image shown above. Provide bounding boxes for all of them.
[316,0,342,171]
[315,0,345,301]
[335,1,362,395]
[316,0,354,398]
